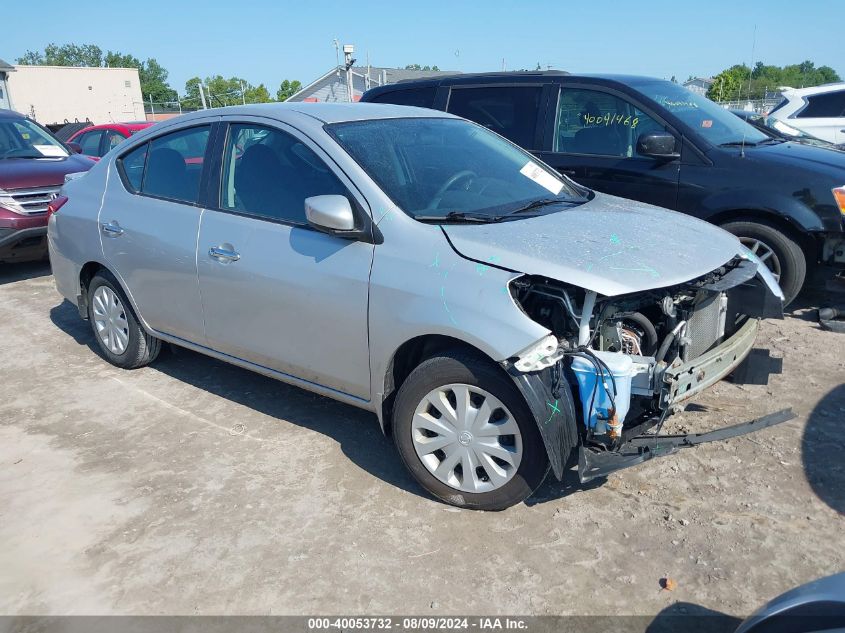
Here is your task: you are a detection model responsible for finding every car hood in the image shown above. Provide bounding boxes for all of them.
[747,140,845,176]
[0,155,94,190]
[442,192,743,296]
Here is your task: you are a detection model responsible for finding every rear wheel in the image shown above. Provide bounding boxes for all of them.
[721,220,806,306]
[87,272,161,369]
[392,352,549,510]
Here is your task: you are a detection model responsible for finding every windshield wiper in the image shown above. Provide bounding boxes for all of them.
[505,197,582,216]
[719,140,761,148]
[413,211,503,223]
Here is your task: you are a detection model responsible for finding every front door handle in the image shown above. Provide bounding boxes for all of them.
[100,221,124,237]
[208,246,240,262]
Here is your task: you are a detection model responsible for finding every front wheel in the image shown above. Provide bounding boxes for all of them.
[721,220,806,306]
[392,352,549,510]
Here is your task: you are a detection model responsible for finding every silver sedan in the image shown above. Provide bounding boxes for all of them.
[48,103,785,510]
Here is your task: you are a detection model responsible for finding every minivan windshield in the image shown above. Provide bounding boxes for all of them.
[328,117,585,222]
[637,80,770,147]
[0,117,69,159]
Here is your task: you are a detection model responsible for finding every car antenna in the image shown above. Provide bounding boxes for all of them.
[740,24,758,159]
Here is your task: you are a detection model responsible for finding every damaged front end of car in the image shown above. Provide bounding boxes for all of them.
[501,253,795,483]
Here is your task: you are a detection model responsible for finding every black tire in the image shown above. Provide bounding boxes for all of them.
[392,351,549,511]
[721,220,806,306]
[86,271,161,369]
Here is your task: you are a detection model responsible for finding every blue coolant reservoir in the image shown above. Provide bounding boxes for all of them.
[569,351,634,435]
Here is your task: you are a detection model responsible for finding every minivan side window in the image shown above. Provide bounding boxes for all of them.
[119,125,210,203]
[797,90,845,118]
[446,86,542,148]
[554,88,667,157]
[369,87,436,108]
[219,123,347,224]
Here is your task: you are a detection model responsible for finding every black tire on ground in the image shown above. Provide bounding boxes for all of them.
[86,271,161,369]
[720,220,806,306]
[392,351,550,511]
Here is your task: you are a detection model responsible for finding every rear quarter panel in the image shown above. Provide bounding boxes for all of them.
[48,163,109,304]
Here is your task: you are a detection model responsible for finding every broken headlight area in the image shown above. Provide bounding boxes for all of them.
[506,256,786,457]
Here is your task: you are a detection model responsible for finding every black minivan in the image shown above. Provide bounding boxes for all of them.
[362,72,845,303]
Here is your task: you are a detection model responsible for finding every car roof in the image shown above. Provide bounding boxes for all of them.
[82,122,154,132]
[781,82,845,97]
[171,102,455,125]
[365,72,669,95]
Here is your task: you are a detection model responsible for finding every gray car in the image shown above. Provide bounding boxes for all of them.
[48,103,789,510]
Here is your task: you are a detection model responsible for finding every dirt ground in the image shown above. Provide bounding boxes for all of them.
[1,260,843,621]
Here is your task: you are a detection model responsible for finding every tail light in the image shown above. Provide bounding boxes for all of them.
[46,195,68,217]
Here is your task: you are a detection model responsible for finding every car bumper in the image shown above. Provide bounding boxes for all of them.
[0,209,49,261]
[661,317,759,408]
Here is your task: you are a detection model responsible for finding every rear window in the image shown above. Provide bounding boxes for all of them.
[797,90,845,118]
[369,87,436,109]
[446,86,542,149]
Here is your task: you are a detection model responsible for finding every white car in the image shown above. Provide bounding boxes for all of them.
[769,83,845,144]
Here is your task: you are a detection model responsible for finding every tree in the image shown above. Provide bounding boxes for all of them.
[404,64,440,71]
[276,79,302,102]
[245,83,272,104]
[707,64,750,101]
[708,60,841,101]
[183,75,280,108]
[18,43,103,67]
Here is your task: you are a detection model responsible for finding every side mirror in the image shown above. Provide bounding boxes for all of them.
[305,195,357,235]
[636,132,680,160]
[66,141,83,154]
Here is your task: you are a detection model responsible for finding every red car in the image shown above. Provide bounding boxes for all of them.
[68,122,154,160]
[0,109,93,263]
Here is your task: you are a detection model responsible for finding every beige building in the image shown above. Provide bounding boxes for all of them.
[5,65,144,125]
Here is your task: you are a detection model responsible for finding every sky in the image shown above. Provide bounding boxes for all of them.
[3,0,843,95]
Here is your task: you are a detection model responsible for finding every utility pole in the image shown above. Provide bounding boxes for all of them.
[198,83,207,110]
[343,44,356,102]
[149,94,155,120]
[240,80,246,105]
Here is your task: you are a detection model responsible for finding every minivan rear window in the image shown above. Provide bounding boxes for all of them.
[446,86,542,149]
[797,90,845,118]
[369,87,436,109]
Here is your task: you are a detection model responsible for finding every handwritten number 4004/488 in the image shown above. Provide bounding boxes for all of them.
[582,113,639,128]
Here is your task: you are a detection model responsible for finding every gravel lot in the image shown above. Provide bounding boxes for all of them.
[1,261,843,621]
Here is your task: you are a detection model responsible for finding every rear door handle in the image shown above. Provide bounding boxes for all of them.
[100,221,124,237]
[208,246,240,262]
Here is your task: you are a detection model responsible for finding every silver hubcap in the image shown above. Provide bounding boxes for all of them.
[92,286,129,355]
[411,384,522,494]
[740,237,782,282]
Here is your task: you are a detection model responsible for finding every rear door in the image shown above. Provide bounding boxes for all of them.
[536,84,681,210]
[101,120,217,343]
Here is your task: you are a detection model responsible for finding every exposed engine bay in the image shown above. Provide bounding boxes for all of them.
[507,256,785,457]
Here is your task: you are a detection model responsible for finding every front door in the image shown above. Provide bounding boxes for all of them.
[99,122,214,343]
[196,120,374,400]
[537,86,681,211]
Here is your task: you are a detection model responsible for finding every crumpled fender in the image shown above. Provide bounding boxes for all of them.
[509,365,579,480]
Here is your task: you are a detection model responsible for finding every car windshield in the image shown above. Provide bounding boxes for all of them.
[0,117,69,159]
[765,116,820,140]
[327,117,585,221]
[637,80,770,147]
